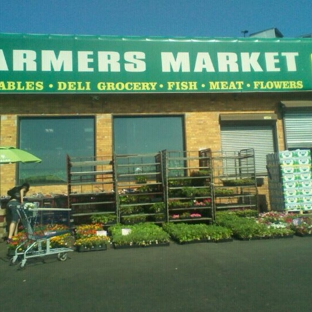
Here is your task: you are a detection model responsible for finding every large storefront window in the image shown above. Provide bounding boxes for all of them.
[19,117,95,185]
[113,116,184,155]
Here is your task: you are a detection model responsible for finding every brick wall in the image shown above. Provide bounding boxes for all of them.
[0,92,311,208]
[0,208,6,241]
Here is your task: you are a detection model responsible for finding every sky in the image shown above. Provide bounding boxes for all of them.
[0,0,311,38]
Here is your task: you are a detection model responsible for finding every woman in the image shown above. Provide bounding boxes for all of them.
[7,182,30,243]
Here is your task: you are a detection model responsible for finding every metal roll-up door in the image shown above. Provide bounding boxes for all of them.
[284,111,312,149]
[221,125,275,174]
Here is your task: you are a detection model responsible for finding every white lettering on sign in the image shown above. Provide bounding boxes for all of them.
[41,51,73,71]
[13,50,37,71]
[194,53,215,72]
[78,51,94,72]
[161,52,299,73]
[0,50,8,70]
[124,51,146,72]
[0,49,299,74]
[281,52,298,71]
[241,53,263,72]
[217,53,239,72]
[98,51,120,72]
[265,53,280,72]
[161,52,190,72]
[0,50,147,73]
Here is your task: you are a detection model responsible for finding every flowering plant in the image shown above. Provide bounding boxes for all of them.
[7,232,27,250]
[50,233,74,248]
[170,214,180,219]
[45,224,69,231]
[258,211,294,224]
[295,222,312,235]
[194,199,211,206]
[291,216,312,235]
[267,223,287,229]
[180,212,191,218]
[190,213,202,218]
[74,235,110,247]
[216,211,295,239]
[75,223,103,238]
[7,224,71,250]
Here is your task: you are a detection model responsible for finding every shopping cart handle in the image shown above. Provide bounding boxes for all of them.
[33,208,72,211]
[33,229,72,240]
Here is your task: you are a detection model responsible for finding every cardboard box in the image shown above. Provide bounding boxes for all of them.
[280,165,311,174]
[278,149,311,159]
[279,157,311,166]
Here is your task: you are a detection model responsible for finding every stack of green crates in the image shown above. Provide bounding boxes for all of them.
[266,149,312,212]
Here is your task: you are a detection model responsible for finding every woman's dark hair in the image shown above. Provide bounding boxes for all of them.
[21,182,30,193]
[7,182,30,199]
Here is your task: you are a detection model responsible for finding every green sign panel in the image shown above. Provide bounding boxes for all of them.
[0,33,312,93]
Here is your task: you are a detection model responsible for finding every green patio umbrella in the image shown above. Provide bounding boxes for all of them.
[0,147,41,202]
[0,146,41,164]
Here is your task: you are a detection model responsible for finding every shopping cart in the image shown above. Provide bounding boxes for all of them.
[10,204,74,269]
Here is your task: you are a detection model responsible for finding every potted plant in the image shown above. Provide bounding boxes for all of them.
[181,187,211,198]
[119,195,138,204]
[233,209,258,218]
[153,213,166,222]
[135,175,147,184]
[109,223,170,248]
[267,226,294,238]
[190,213,202,218]
[7,231,27,257]
[119,206,135,215]
[90,213,117,225]
[137,184,155,193]
[181,187,195,198]
[168,188,183,197]
[149,202,165,213]
[290,216,312,236]
[162,223,232,244]
[180,212,191,219]
[168,178,191,187]
[169,214,180,220]
[121,215,147,224]
[222,178,254,186]
[168,200,193,208]
[214,188,234,196]
[194,199,211,207]
[75,235,110,251]
[75,223,103,239]
[50,233,75,248]
[132,206,145,213]
[137,195,150,203]
[190,170,211,186]
[74,223,110,251]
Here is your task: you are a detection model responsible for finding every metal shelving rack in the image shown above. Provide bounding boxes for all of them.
[114,152,166,224]
[212,148,258,211]
[66,155,117,223]
[163,149,214,223]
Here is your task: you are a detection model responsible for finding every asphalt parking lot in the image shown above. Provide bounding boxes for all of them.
[1,236,312,312]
